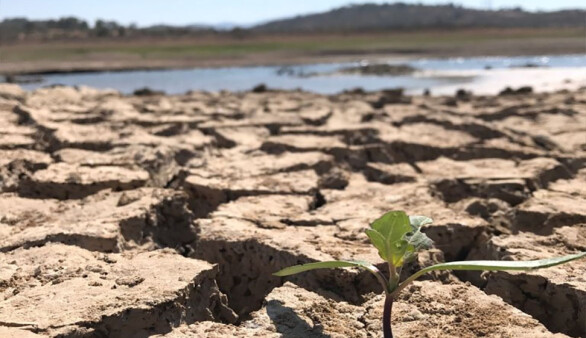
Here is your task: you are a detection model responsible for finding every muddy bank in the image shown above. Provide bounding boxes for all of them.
[0,83,585,337]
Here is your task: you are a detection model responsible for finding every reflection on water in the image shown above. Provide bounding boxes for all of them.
[13,54,586,95]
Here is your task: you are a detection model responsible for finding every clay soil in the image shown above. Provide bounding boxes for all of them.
[0,83,585,337]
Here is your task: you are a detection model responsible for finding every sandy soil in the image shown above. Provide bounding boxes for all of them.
[0,83,585,337]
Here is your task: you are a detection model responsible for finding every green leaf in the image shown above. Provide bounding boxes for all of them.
[409,215,433,228]
[402,216,434,264]
[368,211,412,266]
[391,251,586,297]
[371,210,411,240]
[365,229,389,261]
[403,231,433,264]
[366,211,434,267]
[273,260,380,277]
[421,252,586,272]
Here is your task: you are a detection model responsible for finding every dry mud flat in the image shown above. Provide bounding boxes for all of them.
[0,83,585,337]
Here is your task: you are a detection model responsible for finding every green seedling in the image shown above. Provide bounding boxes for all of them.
[273,210,586,338]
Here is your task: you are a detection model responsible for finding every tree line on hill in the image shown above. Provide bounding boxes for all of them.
[1,3,584,42]
[252,3,585,33]
[0,17,219,42]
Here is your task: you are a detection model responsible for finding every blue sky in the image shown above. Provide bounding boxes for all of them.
[1,0,585,27]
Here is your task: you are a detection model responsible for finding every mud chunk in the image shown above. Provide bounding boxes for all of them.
[455,88,473,101]
[187,151,333,179]
[115,275,145,287]
[421,157,570,204]
[370,281,566,337]
[0,188,196,252]
[370,88,411,108]
[0,327,43,337]
[374,123,478,162]
[465,228,585,336]
[207,126,270,150]
[158,281,564,338]
[20,163,149,199]
[548,130,586,152]
[318,167,350,189]
[548,168,586,196]
[261,134,346,154]
[212,194,329,228]
[0,84,26,101]
[133,87,165,96]
[499,86,534,96]
[55,145,181,187]
[0,244,235,337]
[299,106,332,126]
[513,189,586,234]
[462,197,511,221]
[362,162,418,185]
[198,113,303,132]
[280,124,380,146]
[0,149,52,169]
[51,123,121,151]
[0,150,53,193]
[0,134,35,150]
[458,137,546,160]
[184,170,319,217]
[261,134,367,168]
[251,83,268,93]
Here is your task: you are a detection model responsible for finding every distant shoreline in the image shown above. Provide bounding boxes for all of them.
[1,28,583,76]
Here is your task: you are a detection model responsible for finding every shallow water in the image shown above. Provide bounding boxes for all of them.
[14,54,586,95]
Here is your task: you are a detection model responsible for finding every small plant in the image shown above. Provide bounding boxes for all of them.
[273,210,586,338]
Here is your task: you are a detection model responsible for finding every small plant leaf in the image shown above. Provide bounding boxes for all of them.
[368,211,412,266]
[273,260,380,277]
[421,252,586,272]
[391,251,586,297]
[365,228,390,261]
[402,215,434,263]
[367,211,434,267]
[409,215,433,228]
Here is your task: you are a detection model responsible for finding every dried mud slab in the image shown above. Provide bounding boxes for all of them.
[0,327,43,338]
[19,163,149,199]
[420,157,571,205]
[0,244,235,337]
[205,126,271,150]
[260,134,369,168]
[466,226,586,337]
[185,151,333,178]
[381,281,567,338]
[158,281,564,338]
[54,145,182,187]
[0,149,53,193]
[184,169,320,217]
[0,134,35,150]
[0,188,196,252]
[377,123,479,159]
[0,84,26,101]
[513,170,586,234]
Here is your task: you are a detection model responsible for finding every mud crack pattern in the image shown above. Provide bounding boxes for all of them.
[0,83,584,337]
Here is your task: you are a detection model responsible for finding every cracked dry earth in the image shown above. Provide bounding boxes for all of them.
[0,83,585,338]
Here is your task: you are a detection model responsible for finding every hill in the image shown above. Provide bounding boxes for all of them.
[253,3,586,33]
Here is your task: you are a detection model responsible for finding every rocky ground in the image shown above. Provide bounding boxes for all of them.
[0,83,585,338]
